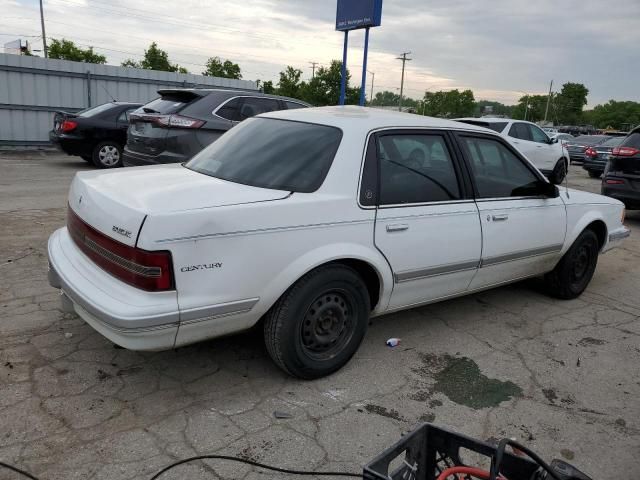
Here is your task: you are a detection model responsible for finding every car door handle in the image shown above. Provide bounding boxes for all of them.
[386,224,409,232]
[492,214,509,221]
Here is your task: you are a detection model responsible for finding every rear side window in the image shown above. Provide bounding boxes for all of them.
[239,98,281,120]
[462,136,540,198]
[216,97,243,121]
[508,123,532,141]
[621,132,640,149]
[377,134,460,205]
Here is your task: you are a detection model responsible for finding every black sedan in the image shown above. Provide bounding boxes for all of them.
[564,135,609,164]
[582,136,624,177]
[50,102,142,168]
[602,126,640,209]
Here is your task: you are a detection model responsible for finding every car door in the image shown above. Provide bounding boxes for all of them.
[363,130,482,310]
[455,133,566,290]
[526,123,558,171]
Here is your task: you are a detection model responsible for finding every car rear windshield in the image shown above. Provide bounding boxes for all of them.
[186,118,342,193]
[600,137,624,147]
[140,92,200,114]
[572,135,607,144]
[621,132,640,149]
[76,103,117,117]
[456,120,507,133]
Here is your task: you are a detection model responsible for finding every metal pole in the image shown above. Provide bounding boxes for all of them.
[359,27,370,106]
[339,31,349,105]
[524,95,528,121]
[369,71,375,103]
[396,52,411,111]
[544,79,553,123]
[39,0,48,58]
[309,61,318,79]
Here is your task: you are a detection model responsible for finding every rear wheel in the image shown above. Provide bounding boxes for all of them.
[550,158,567,184]
[544,229,599,299]
[264,264,370,379]
[92,141,123,168]
[588,170,601,178]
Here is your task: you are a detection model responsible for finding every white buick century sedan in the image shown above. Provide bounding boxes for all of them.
[48,107,630,379]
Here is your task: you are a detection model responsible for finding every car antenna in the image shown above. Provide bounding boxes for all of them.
[101,85,117,102]
[565,160,570,199]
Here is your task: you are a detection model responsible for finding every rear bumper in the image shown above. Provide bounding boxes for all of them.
[582,159,607,172]
[49,131,92,157]
[602,180,640,209]
[568,153,585,164]
[47,227,179,350]
[123,147,187,167]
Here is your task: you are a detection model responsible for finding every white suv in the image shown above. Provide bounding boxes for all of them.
[455,118,569,184]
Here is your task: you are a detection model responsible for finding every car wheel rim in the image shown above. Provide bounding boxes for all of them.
[99,145,120,166]
[572,242,593,282]
[300,289,355,361]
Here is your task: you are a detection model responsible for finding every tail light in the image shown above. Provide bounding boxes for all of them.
[584,147,597,158]
[604,179,624,185]
[61,120,78,133]
[612,146,640,157]
[130,114,204,129]
[67,207,174,291]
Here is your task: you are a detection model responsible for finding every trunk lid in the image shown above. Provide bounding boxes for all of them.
[127,90,202,156]
[68,164,290,246]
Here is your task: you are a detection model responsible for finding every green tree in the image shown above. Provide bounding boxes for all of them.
[202,57,242,79]
[277,66,303,98]
[301,60,359,106]
[474,100,515,118]
[261,80,275,94]
[48,38,106,64]
[584,100,640,130]
[121,42,187,73]
[421,89,475,118]
[512,94,549,122]
[370,90,400,106]
[554,82,589,124]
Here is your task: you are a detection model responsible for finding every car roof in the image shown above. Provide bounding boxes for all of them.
[261,106,497,135]
[454,117,512,123]
[156,88,310,106]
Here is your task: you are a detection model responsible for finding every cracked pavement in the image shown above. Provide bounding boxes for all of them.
[1,151,639,479]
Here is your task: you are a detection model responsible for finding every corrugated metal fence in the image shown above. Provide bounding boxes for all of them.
[0,53,257,145]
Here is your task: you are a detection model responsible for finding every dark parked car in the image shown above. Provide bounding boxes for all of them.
[49,102,142,168]
[582,136,625,177]
[564,135,609,164]
[602,126,640,209]
[123,89,310,167]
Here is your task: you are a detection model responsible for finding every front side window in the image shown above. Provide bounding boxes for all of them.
[186,118,342,193]
[528,124,550,144]
[462,136,541,198]
[377,134,460,205]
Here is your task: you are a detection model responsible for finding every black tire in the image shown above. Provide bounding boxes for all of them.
[588,170,601,179]
[544,229,599,299]
[264,264,370,379]
[92,141,123,168]
[550,158,567,185]
[81,155,93,163]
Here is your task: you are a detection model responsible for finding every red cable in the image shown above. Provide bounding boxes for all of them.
[436,466,506,480]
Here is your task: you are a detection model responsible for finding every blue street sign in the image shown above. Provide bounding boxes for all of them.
[336,0,383,31]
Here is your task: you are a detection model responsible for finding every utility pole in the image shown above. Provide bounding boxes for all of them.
[396,51,412,111]
[544,79,553,124]
[309,61,318,79]
[39,0,48,58]
[368,70,375,103]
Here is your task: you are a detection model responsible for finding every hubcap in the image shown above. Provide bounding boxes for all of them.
[99,145,120,166]
[572,244,591,282]
[300,290,354,360]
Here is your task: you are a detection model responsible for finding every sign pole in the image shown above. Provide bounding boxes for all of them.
[339,31,349,106]
[359,27,370,106]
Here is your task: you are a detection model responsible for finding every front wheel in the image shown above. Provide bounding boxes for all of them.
[550,158,567,185]
[544,229,599,299]
[92,141,123,168]
[264,264,370,379]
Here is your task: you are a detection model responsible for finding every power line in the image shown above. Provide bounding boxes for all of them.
[309,61,318,79]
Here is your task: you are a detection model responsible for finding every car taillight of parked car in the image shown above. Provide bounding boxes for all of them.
[67,207,175,291]
[131,114,204,129]
[612,146,640,157]
[604,179,625,185]
[61,120,78,133]
[584,147,597,158]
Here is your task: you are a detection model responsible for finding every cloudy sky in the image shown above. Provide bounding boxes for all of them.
[2,0,639,106]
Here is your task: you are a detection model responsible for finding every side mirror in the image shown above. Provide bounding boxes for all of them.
[549,137,558,144]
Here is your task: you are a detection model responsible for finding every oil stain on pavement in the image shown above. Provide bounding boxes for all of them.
[414,353,523,409]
